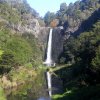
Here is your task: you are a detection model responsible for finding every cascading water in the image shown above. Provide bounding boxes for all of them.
[43,28,54,98]
[43,28,53,66]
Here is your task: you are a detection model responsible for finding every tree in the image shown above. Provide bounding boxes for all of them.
[0,52,15,74]
[5,37,33,65]
[44,11,56,26]
[50,19,59,27]
[60,3,67,11]
[91,46,100,71]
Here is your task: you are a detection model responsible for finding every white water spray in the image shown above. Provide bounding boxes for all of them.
[43,28,54,97]
[43,28,53,66]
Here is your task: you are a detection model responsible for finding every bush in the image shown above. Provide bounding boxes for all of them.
[0,52,15,74]
[91,46,100,71]
[5,36,33,65]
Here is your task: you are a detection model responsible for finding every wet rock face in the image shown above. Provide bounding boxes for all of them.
[52,27,65,63]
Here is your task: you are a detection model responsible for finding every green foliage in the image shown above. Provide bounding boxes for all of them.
[61,21,100,69]
[8,66,36,82]
[44,0,100,27]
[0,1,43,70]
[22,33,42,66]
[0,52,15,74]
[0,0,41,40]
[91,46,100,71]
[0,87,6,100]
[0,29,42,74]
[6,67,46,100]
[44,11,56,26]
[60,3,67,11]
[0,50,4,57]
[52,85,100,100]
[0,3,21,24]
[56,21,100,99]
[24,63,33,68]
[5,36,33,65]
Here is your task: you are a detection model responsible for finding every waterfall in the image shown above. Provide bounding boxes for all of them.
[43,28,54,98]
[47,71,52,97]
[43,28,53,66]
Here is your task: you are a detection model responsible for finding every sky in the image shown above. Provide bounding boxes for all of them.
[27,0,77,17]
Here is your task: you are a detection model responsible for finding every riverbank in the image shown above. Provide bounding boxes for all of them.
[0,65,46,100]
[0,66,37,90]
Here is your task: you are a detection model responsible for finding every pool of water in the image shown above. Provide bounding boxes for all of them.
[5,80,50,100]
[37,97,51,100]
[5,71,51,100]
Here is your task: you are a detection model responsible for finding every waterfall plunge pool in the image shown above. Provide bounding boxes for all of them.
[5,70,51,100]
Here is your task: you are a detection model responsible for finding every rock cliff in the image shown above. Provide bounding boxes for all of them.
[0,0,48,40]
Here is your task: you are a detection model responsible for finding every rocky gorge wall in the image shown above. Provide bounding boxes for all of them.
[52,27,65,63]
[0,0,67,64]
[0,0,50,55]
[44,27,65,63]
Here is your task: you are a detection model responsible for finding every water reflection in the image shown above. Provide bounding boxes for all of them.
[38,97,51,100]
[6,71,49,100]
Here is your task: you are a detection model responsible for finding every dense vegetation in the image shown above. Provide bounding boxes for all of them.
[52,0,100,100]
[0,1,44,99]
[59,20,100,83]
[0,0,100,99]
[0,0,42,75]
[0,28,41,75]
[44,0,100,29]
[53,21,100,100]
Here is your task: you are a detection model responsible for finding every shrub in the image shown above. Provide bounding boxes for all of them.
[0,52,15,74]
[5,36,33,65]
